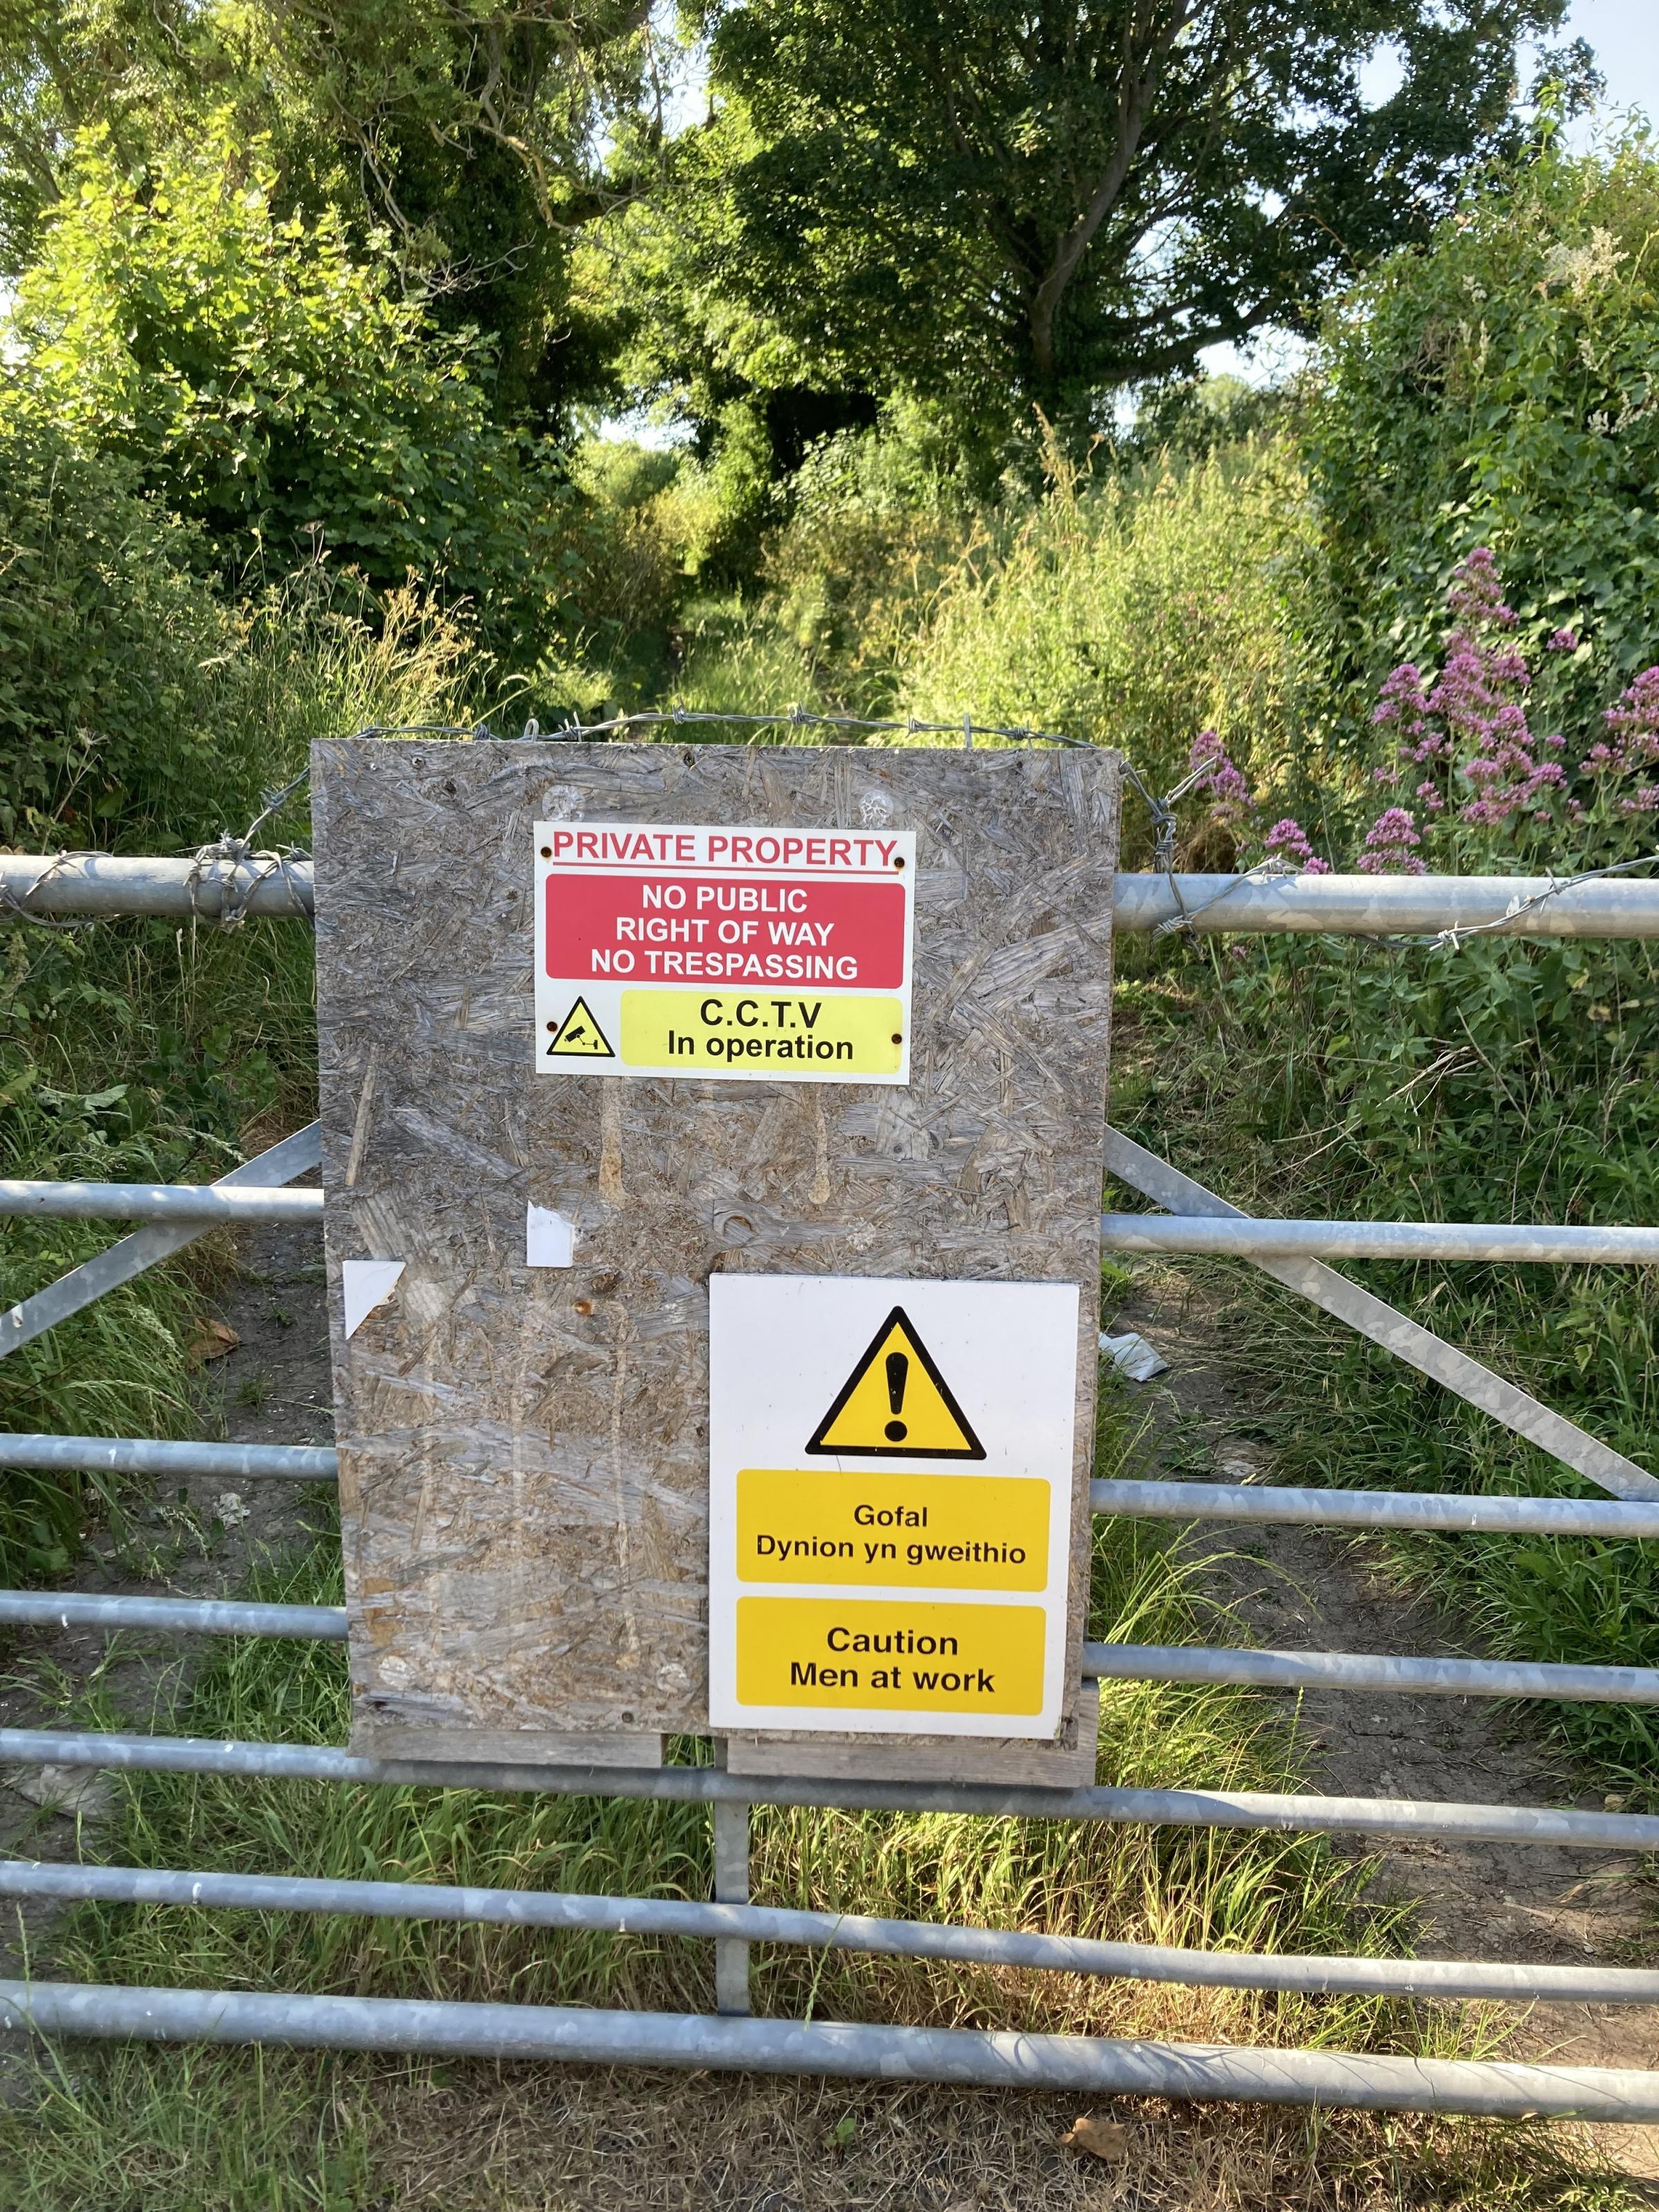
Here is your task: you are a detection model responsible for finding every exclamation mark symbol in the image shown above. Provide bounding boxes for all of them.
[884,1351,909,1442]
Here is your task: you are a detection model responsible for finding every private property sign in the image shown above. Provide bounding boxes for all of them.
[534,821,916,1082]
[708,1274,1080,1741]
[315,738,1117,1783]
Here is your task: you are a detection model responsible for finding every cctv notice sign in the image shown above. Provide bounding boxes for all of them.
[534,821,916,1082]
[709,1275,1080,1739]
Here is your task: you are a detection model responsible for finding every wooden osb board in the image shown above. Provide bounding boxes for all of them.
[312,738,1118,1771]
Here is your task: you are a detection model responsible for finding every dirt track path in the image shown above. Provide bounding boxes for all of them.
[1109,1267,1659,2177]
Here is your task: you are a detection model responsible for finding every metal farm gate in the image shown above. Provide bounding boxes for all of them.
[8,721,1659,2121]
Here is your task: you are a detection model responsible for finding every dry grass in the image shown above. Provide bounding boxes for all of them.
[317,2059,1644,2211]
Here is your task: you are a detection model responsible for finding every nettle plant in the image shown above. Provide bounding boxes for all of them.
[1190,548,1659,877]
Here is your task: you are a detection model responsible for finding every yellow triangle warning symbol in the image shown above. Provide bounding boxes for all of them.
[545,995,615,1058]
[805,1306,985,1460]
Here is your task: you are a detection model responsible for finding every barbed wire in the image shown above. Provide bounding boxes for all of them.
[0,850,106,931]
[163,709,1088,932]
[7,710,1657,950]
[537,704,1092,748]
[1424,850,1659,951]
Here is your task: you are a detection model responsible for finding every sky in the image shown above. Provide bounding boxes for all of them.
[1562,0,1659,126]
[1203,0,1658,386]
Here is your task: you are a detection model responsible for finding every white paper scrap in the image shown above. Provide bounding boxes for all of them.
[342,1259,405,1338]
[526,1202,575,1268]
[1099,1329,1170,1383]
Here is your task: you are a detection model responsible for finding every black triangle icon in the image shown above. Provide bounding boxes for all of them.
[805,1304,986,1460]
[546,995,615,1057]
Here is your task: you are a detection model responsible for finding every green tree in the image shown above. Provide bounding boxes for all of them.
[638,0,1593,441]
[1309,131,1659,740]
[0,0,659,429]
[7,120,581,666]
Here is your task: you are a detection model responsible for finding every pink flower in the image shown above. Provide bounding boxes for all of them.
[1188,729,1254,830]
[1357,807,1427,875]
[1547,628,1580,653]
[1374,664,1430,730]
[1262,818,1331,874]
[1579,671,1659,811]
[1446,547,1518,630]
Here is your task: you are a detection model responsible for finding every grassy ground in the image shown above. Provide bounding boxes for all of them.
[1107,927,1659,1800]
[0,1391,1639,2210]
[0,917,318,1578]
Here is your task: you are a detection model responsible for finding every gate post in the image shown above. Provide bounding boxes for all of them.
[713,1796,752,2015]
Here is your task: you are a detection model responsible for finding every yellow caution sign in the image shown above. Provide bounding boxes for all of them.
[805,1306,985,1461]
[735,1595,1045,1714]
[619,991,902,1076]
[737,1469,1049,1588]
[545,995,615,1058]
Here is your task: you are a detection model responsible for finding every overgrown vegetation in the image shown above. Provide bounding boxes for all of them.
[3,4,1658,2197]
[3,1398,1605,2209]
[0,590,468,1581]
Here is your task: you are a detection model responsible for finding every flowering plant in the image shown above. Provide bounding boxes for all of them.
[1188,548,1659,875]
[1185,729,1329,874]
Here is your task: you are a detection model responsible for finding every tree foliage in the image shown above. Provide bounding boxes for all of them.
[1310,130,1659,738]
[0,412,234,843]
[7,122,581,664]
[0,0,659,427]
[633,0,1588,440]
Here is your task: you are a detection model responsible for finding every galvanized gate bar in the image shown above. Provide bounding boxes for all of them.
[6,1858,1659,2005]
[6,1981,1659,2119]
[1,1125,322,1361]
[0,1182,323,1224]
[1102,1127,1659,1501]
[1082,1641,1659,1704]
[1090,1477,1659,1537]
[1100,1215,1659,1264]
[712,1799,752,2016]
[14,1595,1659,1707]
[2,1726,1653,1848]
[12,855,1659,941]
[0,1436,337,1481]
[22,1183,1652,1252]
[1108,871,1659,940]
[0,1593,346,1639]
[10,1437,1659,1534]
[0,853,314,921]
[0,1433,338,1486]
[12,1439,1659,1535]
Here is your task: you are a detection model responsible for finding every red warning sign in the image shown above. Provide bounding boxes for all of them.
[534,821,916,1084]
[543,870,906,988]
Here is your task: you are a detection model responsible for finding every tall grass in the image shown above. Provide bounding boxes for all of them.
[0,1387,1499,2208]
[893,438,1324,826]
[0,583,474,1583]
[664,433,1325,823]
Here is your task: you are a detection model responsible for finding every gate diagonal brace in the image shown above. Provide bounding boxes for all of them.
[1102,1127,1659,1503]
[0,1123,322,1362]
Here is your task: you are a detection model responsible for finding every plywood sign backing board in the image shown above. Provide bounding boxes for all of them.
[311,738,1118,1777]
